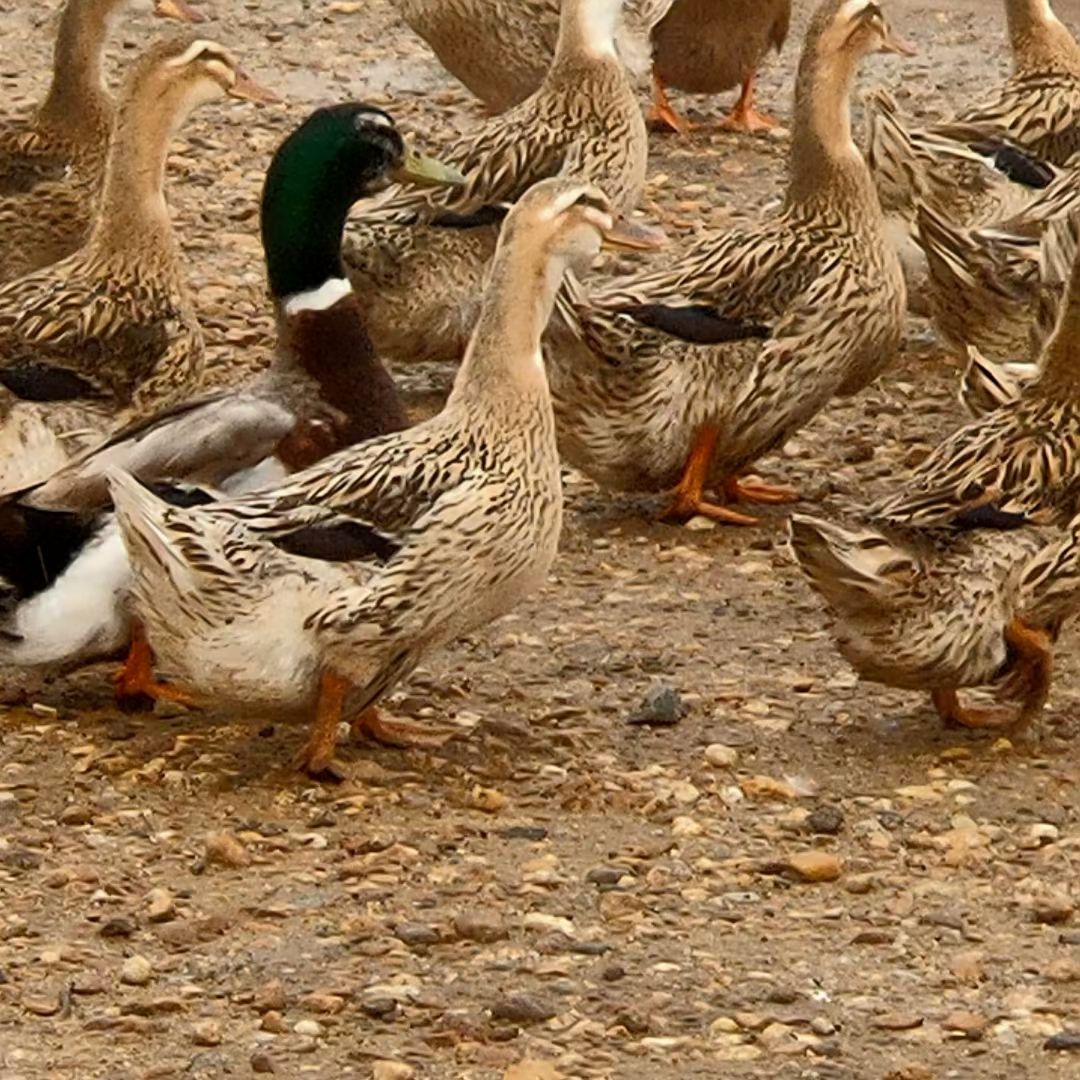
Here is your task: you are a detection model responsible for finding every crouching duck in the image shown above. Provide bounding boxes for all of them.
[106,178,619,778]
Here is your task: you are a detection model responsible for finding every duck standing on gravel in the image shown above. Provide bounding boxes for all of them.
[648,0,792,134]
[0,104,462,702]
[0,35,275,498]
[790,240,1080,735]
[106,178,626,778]
[545,0,911,524]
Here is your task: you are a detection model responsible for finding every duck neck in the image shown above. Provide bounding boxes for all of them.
[266,177,407,445]
[89,87,193,258]
[37,0,117,147]
[1006,0,1080,72]
[448,243,560,410]
[1039,257,1080,392]
[785,40,878,223]
[552,0,620,67]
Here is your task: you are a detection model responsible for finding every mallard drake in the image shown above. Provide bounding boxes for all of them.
[788,512,1076,734]
[0,104,461,685]
[929,0,1080,167]
[106,177,619,777]
[0,36,275,495]
[544,0,910,524]
[345,0,654,365]
[0,0,202,195]
[649,0,792,134]
[873,238,1080,531]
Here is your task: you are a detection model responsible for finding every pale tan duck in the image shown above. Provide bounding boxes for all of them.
[346,0,652,365]
[0,36,274,494]
[0,0,202,280]
[649,0,792,134]
[545,0,910,523]
[107,178,617,777]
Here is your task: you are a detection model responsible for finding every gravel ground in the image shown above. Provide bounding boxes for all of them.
[4,1,1080,1078]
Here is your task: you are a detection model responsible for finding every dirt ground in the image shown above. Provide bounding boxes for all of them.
[4,0,1080,1077]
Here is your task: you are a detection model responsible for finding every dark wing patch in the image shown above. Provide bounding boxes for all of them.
[145,481,218,509]
[430,204,509,229]
[619,303,771,344]
[0,503,101,599]
[271,520,401,564]
[969,141,1055,189]
[0,361,104,402]
[951,503,1032,531]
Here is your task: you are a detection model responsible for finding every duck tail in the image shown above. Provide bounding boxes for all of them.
[864,88,924,208]
[788,514,918,615]
[958,344,1037,418]
[1020,512,1080,631]
[107,468,201,602]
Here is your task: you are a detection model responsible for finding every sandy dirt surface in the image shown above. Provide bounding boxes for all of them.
[4,1,1080,1077]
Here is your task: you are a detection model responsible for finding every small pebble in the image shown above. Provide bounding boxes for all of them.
[489,993,556,1024]
[203,831,250,869]
[191,1019,222,1047]
[293,1019,322,1037]
[453,910,508,943]
[704,743,738,768]
[787,851,843,882]
[626,685,684,726]
[146,887,176,924]
[372,1062,415,1080]
[120,955,153,986]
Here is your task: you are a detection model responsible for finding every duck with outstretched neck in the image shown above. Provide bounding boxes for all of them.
[546,0,912,525]
[0,104,462,701]
[105,176,619,778]
[344,0,658,367]
[0,34,277,497]
[0,0,203,195]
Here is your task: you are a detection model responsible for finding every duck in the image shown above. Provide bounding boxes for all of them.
[392,0,790,137]
[929,0,1080,168]
[345,0,655,365]
[543,0,910,524]
[912,173,1080,364]
[389,0,666,114]
[648,0,792,134]
[105,177,619,777]
[0,103,462,691]
[0,35,276,495]
[787,510,1076,734]
[0,0,203,280]
[0,0,202,195]
[872,236,1080,532]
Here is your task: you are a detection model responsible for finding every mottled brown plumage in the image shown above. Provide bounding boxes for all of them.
[345,0,650,365]
[0,36,271,494]
[545,0,908,520]
[0,0,202,282]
